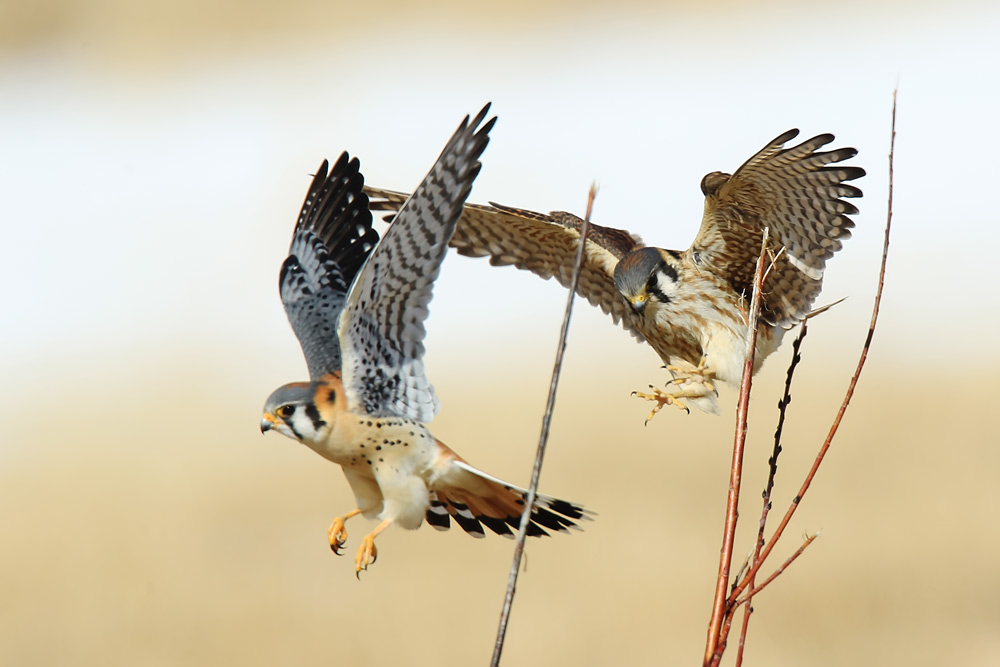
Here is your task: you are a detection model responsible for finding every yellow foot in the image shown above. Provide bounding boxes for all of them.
[354,535,378,578]
[632,386,691,424]
[327,508,362,555]
[665,357,717,394]
[353,518,392,579]
[632,357,720,423]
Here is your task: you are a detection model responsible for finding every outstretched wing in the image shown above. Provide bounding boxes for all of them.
[339,104,496,422]
[365,190,648,342]
[280,154,379,380]
[688,130,864,326]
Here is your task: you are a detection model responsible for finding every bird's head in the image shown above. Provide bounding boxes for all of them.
[613,247,680,315]
[261,374,343,444]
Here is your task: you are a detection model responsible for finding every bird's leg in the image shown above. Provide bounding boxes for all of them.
[631,353,718,424]
[327,508,362,555]
[632,386,692,423]
[665,353,717,394]
[355,518,393,578]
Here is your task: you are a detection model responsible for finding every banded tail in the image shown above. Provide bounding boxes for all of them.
[427,442,594,538]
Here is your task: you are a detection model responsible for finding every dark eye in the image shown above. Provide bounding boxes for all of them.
[276,405,295,419]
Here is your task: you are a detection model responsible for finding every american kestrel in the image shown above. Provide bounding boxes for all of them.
[260,105,591,576]
[365,130,864,418]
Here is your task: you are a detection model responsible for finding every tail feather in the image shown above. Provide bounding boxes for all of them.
[426,454,594,539]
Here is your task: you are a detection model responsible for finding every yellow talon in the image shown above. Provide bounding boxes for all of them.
[633,386,691,424]
[634,352,720,423]
[327,508,362,555]
[355,535,378,577]
[353,518,393,579]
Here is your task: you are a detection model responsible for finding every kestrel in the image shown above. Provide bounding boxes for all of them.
[365,129,864,419]
[260,104,591,576]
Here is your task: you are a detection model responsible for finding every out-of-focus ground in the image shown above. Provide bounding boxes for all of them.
[3,0,1000,664]
[3,344,1000,666]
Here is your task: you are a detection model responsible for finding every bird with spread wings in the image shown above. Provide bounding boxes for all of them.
[260,105,591,576]
[366,129,864,419]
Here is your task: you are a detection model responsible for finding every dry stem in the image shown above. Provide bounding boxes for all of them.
[706,90,897,666]
[703,228,770,666]
[736,533,819,604]
[490,184,597,667]
[733,321,809,666]
[727,91,895,606]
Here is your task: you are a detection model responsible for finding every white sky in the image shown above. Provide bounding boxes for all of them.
[2,1,999,393]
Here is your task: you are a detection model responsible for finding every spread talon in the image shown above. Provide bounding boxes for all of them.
[633,354,716,423]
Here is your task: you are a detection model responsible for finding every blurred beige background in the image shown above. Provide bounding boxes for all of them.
[2,0,999,664]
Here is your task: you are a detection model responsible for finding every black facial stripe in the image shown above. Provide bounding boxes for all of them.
[646,260,677,305]
[304,403,327,430]
[286,419,305,441]
[649,282,672,305]
[658,260,679,282]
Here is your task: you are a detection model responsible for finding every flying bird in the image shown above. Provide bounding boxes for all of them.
[260,105,591,576]
[365,129,864,419]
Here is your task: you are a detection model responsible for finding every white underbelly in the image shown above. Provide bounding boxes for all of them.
[702,321,785,385]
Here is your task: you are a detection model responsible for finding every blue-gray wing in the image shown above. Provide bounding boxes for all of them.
[339,104,496,422]
[280,154,380,379]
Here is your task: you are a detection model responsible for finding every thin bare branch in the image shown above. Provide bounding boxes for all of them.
[728,89,897,604]
[734,605,753,667]
[490,184,597,667]
[704,228,770,667]
[722,531,820,661]
[736,532,819,605]
[733,321,809,666]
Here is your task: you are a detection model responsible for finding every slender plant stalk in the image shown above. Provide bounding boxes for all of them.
[703,228,770,666]
[733,322,809,666]
[710,91,898,666]
[727,90,896,606]
[490,185,597,667]
[736,533,819,604]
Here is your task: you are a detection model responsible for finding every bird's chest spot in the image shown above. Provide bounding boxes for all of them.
[335,417,436,475]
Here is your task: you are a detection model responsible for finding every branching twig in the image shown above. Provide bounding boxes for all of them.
[710,90,898,666]
[490,184,597,667]
[736,532,819,605]
[733,322,809,666]
[708,89,897,665]
[719,530,820,659]
[726,90,896,606]
[704,228,770,666]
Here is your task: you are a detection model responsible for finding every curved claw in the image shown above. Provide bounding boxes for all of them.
[354,535,378,578]
[634,386,692,424]
[327,518,350,556]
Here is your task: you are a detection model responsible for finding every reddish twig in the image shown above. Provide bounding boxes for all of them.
[733,321,809,666]
[491,184,597,667]
[719,530,820,660]
[704,228,770,666]
[709,89,897,665]
[726,89,896,606]
[736,532,819,605]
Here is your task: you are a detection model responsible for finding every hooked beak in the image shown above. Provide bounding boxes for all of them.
[260,414,275,433]
[629,294,647,314]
